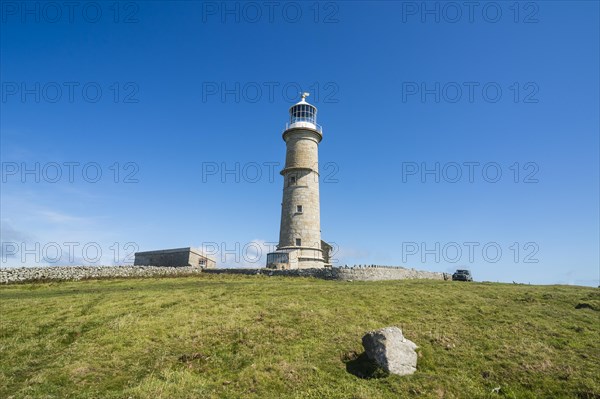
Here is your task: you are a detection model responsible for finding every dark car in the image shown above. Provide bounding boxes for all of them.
[452,269,473,281]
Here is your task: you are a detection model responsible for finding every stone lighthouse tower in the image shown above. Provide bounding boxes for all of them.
[266,93,331,269]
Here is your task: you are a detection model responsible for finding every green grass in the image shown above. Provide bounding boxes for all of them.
[0,275,598,399]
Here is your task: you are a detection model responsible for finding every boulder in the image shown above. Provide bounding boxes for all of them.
[362,326,418,376]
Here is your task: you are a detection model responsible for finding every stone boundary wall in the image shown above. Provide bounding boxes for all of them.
[204,266,450,281]
[0,265,449,284]
[0,266,203,284]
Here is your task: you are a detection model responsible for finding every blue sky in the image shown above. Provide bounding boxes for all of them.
[1,1,598,286]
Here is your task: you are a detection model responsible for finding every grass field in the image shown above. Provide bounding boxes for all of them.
[0,275,598,399]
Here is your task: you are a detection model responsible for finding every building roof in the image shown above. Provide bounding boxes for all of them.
[135,247,213,260]
[321,240,333,250]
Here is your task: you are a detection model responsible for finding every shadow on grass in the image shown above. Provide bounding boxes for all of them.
[343,351,388,379]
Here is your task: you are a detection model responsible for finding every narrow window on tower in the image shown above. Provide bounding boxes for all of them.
[297,205,303,213]
[296,238,302,246]
[290,176,297,185]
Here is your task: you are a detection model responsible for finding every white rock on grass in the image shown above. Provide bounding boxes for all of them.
[362,326,418,376]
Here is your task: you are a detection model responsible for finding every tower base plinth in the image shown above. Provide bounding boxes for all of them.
[266,249,325,270]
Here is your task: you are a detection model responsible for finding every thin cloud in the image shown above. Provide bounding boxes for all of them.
[37,210,88,224]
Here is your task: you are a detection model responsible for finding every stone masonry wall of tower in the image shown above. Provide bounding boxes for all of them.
[278,128,324,265]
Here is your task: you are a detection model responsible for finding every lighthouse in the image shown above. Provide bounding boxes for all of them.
[266,93,331,269]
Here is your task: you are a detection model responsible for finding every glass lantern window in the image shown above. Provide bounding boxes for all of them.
[290,104,316,124]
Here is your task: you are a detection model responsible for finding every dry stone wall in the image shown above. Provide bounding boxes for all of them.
[0,265,449,284]
[204,266,450,281]
[0,266,202,284]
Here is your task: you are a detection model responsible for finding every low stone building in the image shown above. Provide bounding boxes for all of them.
[134,247,216,268]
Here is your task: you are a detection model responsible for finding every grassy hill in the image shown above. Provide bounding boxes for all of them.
[0,275,598,398]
